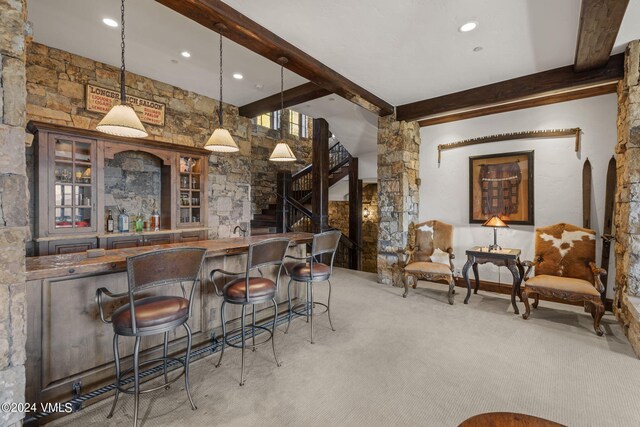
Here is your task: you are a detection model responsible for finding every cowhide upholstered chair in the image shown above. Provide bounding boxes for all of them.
[400,220,456,303]
[521,223,607,336]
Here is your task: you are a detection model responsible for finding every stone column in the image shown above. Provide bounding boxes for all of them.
[377,114,420,286]
[0,0,29,425]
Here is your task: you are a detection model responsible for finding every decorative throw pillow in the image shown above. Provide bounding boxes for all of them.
[430,248,450,266]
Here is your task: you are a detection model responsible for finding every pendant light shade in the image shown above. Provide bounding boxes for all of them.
[205,25,239,153]
[97,104,148,138]
[269,57,296,162]
[97,0,147,138]
[205,128,239,152]
[269,141,297,161]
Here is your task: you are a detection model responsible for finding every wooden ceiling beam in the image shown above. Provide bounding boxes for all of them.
[397,53,623,123]
[418,82,617,127]
[238,82,331,118]
[154,0,394,116]
[574,0,629,72]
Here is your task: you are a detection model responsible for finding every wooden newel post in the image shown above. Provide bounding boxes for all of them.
[348,158,362,270]
[276,170,292,233]
[312,118,330,233]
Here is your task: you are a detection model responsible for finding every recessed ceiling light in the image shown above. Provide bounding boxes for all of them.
[255,84,264,89]
[181,51,191,58]
[459,21,478,32]
[170,59,179,64]
[328,97,335,101]
[233,73,243,80]
[102,18,118,27]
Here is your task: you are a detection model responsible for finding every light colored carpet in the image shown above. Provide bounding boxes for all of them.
[49,268,640,427]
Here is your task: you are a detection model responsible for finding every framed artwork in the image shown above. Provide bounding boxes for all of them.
[469,150,534,225]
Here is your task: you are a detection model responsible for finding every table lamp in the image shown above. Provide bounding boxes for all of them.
[482,215,508,251]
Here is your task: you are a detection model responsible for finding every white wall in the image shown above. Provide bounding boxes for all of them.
[420,94,617,298]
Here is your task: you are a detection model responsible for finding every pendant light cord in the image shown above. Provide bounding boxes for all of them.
[280,62,284,140]
[120,0,126,104]
[219,30,224,127]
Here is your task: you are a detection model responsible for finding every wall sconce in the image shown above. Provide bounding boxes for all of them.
[363,207,370,219]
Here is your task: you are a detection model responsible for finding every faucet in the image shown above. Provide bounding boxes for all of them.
[234,225,247,237]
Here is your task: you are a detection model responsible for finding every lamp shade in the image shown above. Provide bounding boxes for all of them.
[96,104,148,138]
[269,141,296,162]
[205,128,239,152]
[482,215,509,228]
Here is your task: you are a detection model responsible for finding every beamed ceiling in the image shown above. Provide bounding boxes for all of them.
[27,0,640,157]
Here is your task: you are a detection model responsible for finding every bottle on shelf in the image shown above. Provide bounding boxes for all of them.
[118,208,129,232]
[106,209,114,233]
[135,212,144,233]
[151,201,160,231]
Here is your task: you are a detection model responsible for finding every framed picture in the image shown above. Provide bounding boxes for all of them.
[469,150,534,225]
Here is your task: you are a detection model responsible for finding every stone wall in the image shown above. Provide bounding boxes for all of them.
[0,0,28,425]
[328,201,349,235]
[104,151,162,219]
[614,39,640,357]
[251,119,312,215]
[362,184,379,273]
[377,114,420,286]
[25,41,255,241]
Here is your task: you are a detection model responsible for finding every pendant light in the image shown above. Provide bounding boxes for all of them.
[205,24,239,152]
[269,57,297,162]
[96,0,147,138]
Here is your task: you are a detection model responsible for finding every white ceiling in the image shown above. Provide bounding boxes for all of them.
[224,0,640,105]
[26,0,640,161]
[27,0,308,106]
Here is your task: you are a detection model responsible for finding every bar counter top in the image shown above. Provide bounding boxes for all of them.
[26,232,314,281]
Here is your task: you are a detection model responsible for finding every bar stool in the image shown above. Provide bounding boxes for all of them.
[285,230,341,344]
[95,247,207,427]
[209,237,290,386]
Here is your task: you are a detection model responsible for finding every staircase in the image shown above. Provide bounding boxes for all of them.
[250,140,352,235]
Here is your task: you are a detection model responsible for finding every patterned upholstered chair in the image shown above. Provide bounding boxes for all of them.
[521,223,607,335]
[400,220,456,304]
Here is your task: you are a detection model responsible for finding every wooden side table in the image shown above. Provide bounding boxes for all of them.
[461,246,524,314]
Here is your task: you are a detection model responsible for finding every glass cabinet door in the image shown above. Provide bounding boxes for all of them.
[51,135,96,232]
[178,156,203,226]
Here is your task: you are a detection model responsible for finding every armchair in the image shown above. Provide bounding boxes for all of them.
[400,220,456,304]
[521,223,607,336]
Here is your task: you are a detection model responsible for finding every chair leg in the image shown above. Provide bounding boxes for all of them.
[593,302,605,336]
[306,282,311,324]
[252,305,257,352]
[447,276,455,305]
[216,301,226,368]
[285,278,293,334]
[403,272,409,298]
[271,298,282,367]
[522,289,532,320]
[240,304,247,386]
[133,336,141,427]
[163,331,170,389]
[309,281,314,344]
[532,294,540,309]
[183,322,197,410]
[327,279,336,331]
[107,334,120,419]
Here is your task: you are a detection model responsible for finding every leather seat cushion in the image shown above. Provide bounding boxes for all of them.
[224,277,277,300]
[525,275,600,297]
[112,296,189,330]
[405,261,452,276]
[291,262,331,279]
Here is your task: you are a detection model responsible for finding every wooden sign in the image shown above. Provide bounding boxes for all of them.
[85,84,165,126]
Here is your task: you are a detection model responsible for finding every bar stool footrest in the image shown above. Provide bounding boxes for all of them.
[224,324,274,350]
[291,301,329,317]
[116,356,186,395]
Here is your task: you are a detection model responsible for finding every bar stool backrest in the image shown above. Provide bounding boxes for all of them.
[311,230,342,275]
[243,237,291,301]
[126,247,207,333]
